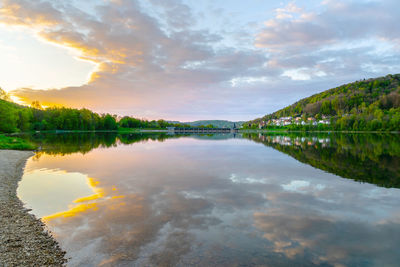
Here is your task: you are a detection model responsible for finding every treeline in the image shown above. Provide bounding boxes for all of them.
[250,74,400,131]
[0,90,192,133]
[0,98,120,133]
[119,117,215,129]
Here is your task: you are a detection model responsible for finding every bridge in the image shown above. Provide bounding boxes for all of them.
[167,127,238,133]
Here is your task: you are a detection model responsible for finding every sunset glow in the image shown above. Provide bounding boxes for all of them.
[1,0,399,120]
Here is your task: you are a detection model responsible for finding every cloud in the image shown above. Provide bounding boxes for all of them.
[1,0,271,119]
[256,0,400,50]
[0,0,399,119]
[254,212,400,266]
[0,0,63,26]
[255,0,400,81]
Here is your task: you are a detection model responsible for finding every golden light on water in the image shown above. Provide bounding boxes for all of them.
[43,203,99,221]
[18,155,118,221]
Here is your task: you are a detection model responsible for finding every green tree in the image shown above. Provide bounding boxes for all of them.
[0,105,17,132]
[17,109,32,132]
[103,114,117,130]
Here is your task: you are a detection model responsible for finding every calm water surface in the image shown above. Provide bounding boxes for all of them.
[18,133,400,266]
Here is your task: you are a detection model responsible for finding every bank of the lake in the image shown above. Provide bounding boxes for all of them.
[0,150,67,266]
[0,135,37,150]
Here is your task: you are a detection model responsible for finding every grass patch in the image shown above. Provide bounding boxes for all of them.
[0,135,37,150]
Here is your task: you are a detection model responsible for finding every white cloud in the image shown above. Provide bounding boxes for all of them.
[256,0,400,82]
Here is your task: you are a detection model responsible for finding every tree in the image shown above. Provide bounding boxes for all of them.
[320,101,332,115]
[17,109,32,132]
[0,105,17,132]
[31,101,43,110]
[157,119,168,128]
[103,114,117,130]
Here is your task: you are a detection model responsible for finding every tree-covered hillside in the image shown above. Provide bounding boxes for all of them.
[249,74,400,131]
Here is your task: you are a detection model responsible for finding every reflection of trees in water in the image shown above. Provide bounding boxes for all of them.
[20,133,176,156]
[244,133,400,188]
[21,132,117,156]
[20,132,400,188]
[20,133,237,157]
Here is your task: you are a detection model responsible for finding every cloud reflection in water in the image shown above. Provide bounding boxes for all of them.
[19,136,400,266]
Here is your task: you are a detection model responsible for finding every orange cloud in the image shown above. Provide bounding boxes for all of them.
[0,0,62,26]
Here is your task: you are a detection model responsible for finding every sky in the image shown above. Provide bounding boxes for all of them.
[0,0,399,121]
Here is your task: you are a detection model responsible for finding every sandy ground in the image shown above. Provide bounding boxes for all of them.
[0,150,67,266]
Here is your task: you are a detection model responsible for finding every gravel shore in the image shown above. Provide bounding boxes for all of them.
[0,150,67,266]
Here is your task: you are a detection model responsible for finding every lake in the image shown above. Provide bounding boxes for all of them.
[17,132,400,266]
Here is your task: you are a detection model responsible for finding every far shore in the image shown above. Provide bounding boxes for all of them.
[0,150,67,266]
[7,128,400,135]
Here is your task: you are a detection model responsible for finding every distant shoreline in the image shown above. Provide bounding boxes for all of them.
[0,150,67,266]
[238,129,400,134]
[8,129,400,135]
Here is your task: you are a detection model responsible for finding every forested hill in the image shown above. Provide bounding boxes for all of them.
[249,74,400,131]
